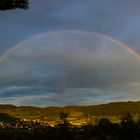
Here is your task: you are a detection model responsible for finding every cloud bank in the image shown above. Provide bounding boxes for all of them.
[0,31,140,106]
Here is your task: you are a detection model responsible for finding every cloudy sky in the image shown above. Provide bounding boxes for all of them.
[0,0,140,106]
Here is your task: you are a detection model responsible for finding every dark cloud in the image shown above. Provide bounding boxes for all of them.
[0,31,140,106]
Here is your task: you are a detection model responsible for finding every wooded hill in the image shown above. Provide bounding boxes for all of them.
[0,101,139,119]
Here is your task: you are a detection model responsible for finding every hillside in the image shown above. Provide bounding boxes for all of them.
[0,101,140,119]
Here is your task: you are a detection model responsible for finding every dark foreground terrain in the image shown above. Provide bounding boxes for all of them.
[0,114,139,140]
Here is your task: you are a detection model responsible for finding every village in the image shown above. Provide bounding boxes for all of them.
[0,115,99,129]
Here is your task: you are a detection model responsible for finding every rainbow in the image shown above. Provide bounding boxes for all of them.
[0,30,140,62]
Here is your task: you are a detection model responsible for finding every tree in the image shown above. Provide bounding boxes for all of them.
[119,112,135,140]
[120,112,134,127]
[59,112,69,127]
[0,0,29,10]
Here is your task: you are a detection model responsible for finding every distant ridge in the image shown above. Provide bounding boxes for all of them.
[0,101,140,119]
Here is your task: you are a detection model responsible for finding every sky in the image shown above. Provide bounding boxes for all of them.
[0,0,140,106]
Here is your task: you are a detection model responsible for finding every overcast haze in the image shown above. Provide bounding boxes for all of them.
[0,0,140,106]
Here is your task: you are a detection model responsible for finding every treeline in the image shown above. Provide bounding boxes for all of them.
[0,101,140,119]
[0,0,29,10]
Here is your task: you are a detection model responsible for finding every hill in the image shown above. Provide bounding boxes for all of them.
[0,101,140,119]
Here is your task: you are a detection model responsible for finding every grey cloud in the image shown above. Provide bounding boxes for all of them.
[0,87,135,106]
[1,31,140,88]
[0,31,140,106]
